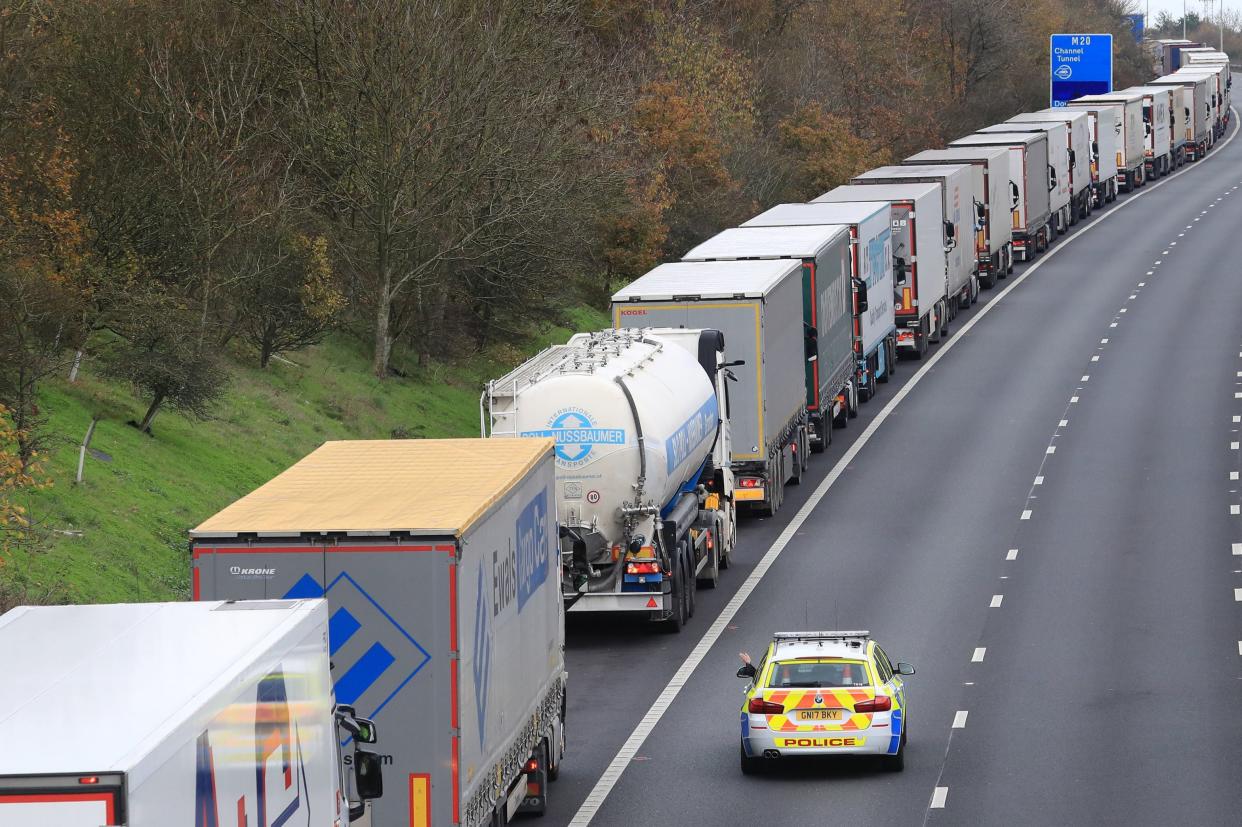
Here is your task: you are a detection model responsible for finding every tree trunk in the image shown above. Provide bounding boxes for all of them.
[68,349,84,383]
[75,417,99,485]
[260,325,274,368]
[139,391,165,433]
[373,279,392,378]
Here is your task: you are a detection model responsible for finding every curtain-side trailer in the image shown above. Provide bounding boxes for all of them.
[1008,110,1094,221]
[193,438,567,827]
[682,225,855,446]
[850,164,977,311]
[947,132,1052,262]
[903,146,1013,286]
[613,259,807,516]
[742,202,898,400]
[814,183,948,359]
[0,600,382,827]
[1067,94,1146,191]
[1150,74,1212,159]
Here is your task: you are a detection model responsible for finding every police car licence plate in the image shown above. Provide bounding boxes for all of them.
[796,709,843,721]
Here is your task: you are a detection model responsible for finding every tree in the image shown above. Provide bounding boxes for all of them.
[102,290,228,434]
[0,403,49,566]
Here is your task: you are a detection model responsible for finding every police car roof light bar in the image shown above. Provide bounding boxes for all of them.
[772,630,871,642]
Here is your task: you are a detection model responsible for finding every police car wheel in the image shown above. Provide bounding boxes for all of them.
[740,741,763,775]
[883,730,906,772]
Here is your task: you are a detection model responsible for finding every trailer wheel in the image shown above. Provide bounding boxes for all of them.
[847,383,859,419]
[811,415,828,453]
[684,547,697,618]
[879,339,894,382]
[663,561,686,632]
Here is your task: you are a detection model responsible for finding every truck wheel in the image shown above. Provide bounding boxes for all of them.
[740,740,764,775]
[663,563,686,632]
[811,415,828,453]
[684,549,697,618]
[847,384,859,419]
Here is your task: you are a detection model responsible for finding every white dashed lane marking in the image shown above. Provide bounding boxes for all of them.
[931,787,949,809]
[1021,510,1032,520]
[952,711,969,729]
[1006,548,1019,560]
[972,648,986,662]
[990,595,1003,608]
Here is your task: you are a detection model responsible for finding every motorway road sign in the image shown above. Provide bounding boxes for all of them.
[1050,33,1113,107]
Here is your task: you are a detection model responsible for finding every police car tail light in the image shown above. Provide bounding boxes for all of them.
[748,697,784,715]
[853,696,891,713]
[625,561,660,575]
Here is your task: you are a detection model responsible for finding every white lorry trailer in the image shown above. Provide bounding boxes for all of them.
[1176,65,1229,139]
[904,146,1013,286]
[1056,102,1120,204]
[1158,39,1202,74]
[0,599,383,827]
[850,164,976,312]
[1067,92,1148,191]
[1117,86,1175,178]
[193,438,567,827]
[742,202,897,400]
[978,122,1071,234]
[814,183,949,359]
[1149,73,1212,160]
[613,259,807,516]
[1008,110,1094,222]
[484,327,735,630]
[682,225,855,442]
[948,132,1052,261]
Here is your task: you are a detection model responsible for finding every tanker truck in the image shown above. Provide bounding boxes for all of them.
[484,327,736,632]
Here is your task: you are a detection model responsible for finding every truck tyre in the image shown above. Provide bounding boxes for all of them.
[740,740,763,775]
[879,340,894,382]
[847,383,859,419]
[684,549,697,618]
[811,415,828,453]
[663,561,686,632]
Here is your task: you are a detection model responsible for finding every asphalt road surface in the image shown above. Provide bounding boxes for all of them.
[542,114,1242,826]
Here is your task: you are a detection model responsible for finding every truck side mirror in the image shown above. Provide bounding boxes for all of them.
[943,220,955,240]
[1091,140,1099,157]
[354,749,385,802]
[354,716,377,744]
[852,277,868,313]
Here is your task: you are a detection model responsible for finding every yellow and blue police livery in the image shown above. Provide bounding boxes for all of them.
[738,631,915,774]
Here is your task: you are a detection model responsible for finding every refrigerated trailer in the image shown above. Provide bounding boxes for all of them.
[742,201,897,400]
[814,183,949,359]
[1008,109,1094,222]
[613,258,807,515]
[682,225,855,445]
[978,122,1071,234]
[903,146,1013,285]
[1158,39,1201,74]
[850,164,976,310]
[0,600,382,827]
[948,132,1052,262]
[1175,66,1229,138]
[1068,92,1149,191]
[1118,85,1175,178]
[1056,102,1120,203]
[193,438,567,827]
[1149,73,1212,159]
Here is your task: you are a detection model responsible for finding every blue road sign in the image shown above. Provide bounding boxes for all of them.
[1124,14,1144,43]
[1050,33,1113,107]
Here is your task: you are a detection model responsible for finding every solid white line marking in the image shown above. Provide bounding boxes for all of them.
[1070,396,1079,403]
[1007,548,1019,560]
[1021,510,1032,520]
[931,787,949,809]
[1046,446,1056,454]
[952,711,969,728]
[972,648,986,662]
[566,111,1242,825]
[990,594,1003,608]
[1233,543,1242,555]
[1059,420,1068,427]
[1034,476,1044,485]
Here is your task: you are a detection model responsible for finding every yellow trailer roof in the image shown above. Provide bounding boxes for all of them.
[191,438,553,539]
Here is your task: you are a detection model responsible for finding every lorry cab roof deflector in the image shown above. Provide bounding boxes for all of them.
[191,437,553,538]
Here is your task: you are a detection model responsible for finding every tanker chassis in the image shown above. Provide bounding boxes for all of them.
[485,327,738,631]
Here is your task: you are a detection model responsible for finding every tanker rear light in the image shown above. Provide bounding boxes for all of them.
[625,561,661,575]
[738,478,762,488]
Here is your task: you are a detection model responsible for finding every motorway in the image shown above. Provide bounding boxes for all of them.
[544,113,1242,825]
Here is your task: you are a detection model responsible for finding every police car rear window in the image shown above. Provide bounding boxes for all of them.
[767,659,870,688]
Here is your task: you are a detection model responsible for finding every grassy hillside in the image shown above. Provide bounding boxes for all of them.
[11,305,609,605]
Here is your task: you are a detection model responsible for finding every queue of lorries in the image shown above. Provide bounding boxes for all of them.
[0,46,1231,827]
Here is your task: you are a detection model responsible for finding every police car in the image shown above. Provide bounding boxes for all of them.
[737,630,915,774]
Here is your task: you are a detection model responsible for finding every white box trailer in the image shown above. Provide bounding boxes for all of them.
[948,132,1052,262]
[742,202,898,399]
[1118,86,1175,178]
[814,183,948,359]
[1159,39,1202,74]
[904,146,1013,285]
[1176,65,1229,139]
[613,259,808,515]
[850,164,976,313]
[0,599,382,827]
[1055,102,1119,203]
[1066,93,1147,191]
[683,225,855,444]
[1149,84,1189,166]
[193,438,567,827]
[978,122,1071,235]
[1150,73,1212,159]
[1009,110,1094,222]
